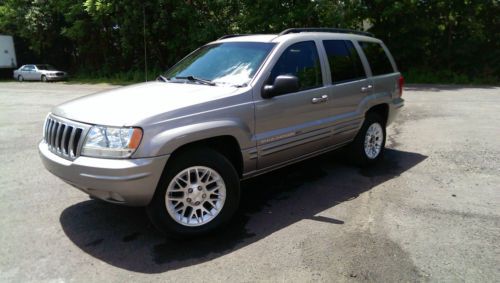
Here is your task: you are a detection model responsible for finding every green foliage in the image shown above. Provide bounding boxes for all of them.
[70,68,161,85]
[0,0,498,84]
[364,0,499,84]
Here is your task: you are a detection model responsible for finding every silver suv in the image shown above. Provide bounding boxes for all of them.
[39,28,404,237]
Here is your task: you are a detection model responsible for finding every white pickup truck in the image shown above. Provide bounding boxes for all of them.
[0,35,17,70]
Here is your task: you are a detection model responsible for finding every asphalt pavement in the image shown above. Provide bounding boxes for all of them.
[0,82,499,282]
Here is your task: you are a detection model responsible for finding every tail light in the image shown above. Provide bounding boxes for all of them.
[398,75,405,97]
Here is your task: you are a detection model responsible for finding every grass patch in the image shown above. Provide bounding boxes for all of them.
[404,69,498,85]
[69,68,162,85]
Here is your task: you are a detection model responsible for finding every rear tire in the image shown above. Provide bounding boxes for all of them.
[17,75,24,82]
[147,147,240,238]
[348,112,386,166]
[41,75,47,82]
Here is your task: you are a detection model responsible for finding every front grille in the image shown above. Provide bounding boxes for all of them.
[56,72,64,76]
[44,115,90,160]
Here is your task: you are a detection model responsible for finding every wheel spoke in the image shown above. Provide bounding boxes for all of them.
[194,168,199,183]
[168,194,183,200]
[174,179,184,189]
[203,170,212,184]
[200,169,209,182]
[175,206,185,215]
[202,207,213,216]
[189,209,198,224]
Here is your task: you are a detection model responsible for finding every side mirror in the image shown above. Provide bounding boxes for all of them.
[262,75,299,98]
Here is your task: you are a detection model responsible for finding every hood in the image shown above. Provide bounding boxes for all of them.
[52,81,242,126]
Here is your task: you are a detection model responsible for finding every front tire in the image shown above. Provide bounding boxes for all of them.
[41,75,47,82]
[17,75,24,82]
[147,148,240,238]
[348,112,386,166]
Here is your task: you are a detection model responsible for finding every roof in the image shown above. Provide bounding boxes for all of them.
[216,34,278,43]
[215,30,378,44]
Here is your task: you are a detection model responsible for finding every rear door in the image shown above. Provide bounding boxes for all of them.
[254,40,332,169]
[320,39,372,144]
[357,41,400,101]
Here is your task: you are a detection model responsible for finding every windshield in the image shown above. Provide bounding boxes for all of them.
[36,65,56,70]
[165,42,275,86]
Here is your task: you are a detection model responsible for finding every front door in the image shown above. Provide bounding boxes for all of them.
[24,65,36,80]
[254,41,333,169]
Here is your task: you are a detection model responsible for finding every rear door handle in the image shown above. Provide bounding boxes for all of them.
[312,95,329,104]
[361,85,373,93]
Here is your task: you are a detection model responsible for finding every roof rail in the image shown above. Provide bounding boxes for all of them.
[278,28,374,37]
[218,34,247,40]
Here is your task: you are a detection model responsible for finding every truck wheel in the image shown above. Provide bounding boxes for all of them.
[41,75,47,82]
[147,148,240,238]
[349,112,386,166]
[18,75,24,82]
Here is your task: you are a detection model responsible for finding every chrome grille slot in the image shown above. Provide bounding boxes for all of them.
[43,115,90,160]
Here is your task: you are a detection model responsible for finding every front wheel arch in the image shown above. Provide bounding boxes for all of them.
[166,135,244,177]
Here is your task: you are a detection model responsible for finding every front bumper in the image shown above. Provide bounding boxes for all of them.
[39,141,169,206]
[46,75,67,81]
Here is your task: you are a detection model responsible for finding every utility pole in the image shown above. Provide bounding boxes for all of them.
[143,4,148,82]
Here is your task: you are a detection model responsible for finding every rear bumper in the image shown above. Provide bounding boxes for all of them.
[39,141,169,206]
[387,97,404,126]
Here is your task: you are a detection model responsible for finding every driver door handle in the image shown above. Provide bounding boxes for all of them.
[312,95,329,104]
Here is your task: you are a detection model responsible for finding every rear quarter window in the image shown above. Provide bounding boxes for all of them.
[359,41,395,76]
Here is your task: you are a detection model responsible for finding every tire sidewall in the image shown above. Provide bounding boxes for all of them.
[41,75,47,82]
[147,148,240,238]
[18,75,23,82]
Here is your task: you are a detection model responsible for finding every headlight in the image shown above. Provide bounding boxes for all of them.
[81,126,143,158]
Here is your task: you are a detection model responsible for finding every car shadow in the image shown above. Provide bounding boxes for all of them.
[59,148,427,273]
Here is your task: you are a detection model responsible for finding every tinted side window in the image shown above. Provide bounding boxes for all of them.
[269,41,322,91]
[323,40,365,84]
[359,42,394,75]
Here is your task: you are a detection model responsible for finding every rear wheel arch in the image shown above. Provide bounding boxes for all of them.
[366,103,389,126]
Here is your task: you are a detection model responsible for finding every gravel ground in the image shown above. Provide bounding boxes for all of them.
[0,82,499,282]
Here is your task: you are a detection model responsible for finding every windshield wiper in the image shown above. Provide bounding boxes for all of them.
[157,75,169,82]
[174,75,216,86]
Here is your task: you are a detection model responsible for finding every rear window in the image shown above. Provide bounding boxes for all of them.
[359,42,394,76]
[323,40,366,84]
